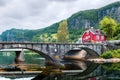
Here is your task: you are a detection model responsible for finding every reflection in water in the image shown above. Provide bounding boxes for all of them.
[0,76,33,80]
[0,51,120,80]
[32,69,62,80]
[100,63,120,80]
[31,62,120,80]
[0,61,120,80]
[32,60,98,80]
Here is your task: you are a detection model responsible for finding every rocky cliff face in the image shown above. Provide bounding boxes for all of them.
[67,9,98,29]
[67,1,120,30]
[98,5,120,22]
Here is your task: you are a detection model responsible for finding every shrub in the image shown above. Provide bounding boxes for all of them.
[100,50,113,59]
[100,49,120,58]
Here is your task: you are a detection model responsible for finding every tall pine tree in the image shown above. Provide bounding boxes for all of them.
[57,20,69,43]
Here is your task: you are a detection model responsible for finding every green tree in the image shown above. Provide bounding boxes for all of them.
[57,20,69,43]
[99,16,116,40]
[113,24,120,39]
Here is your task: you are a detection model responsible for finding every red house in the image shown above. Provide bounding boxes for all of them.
[82,28,106,43]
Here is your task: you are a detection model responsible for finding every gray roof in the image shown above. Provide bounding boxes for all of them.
[88,29,104,35]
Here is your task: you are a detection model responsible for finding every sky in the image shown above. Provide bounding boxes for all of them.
[0,0,119,34]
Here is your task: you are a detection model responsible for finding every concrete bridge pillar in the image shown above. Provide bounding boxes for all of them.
[15,50,25,64]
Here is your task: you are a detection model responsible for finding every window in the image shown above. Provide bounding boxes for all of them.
[96,35,99,40]
[86,36,90,39]
[101,36,104,40]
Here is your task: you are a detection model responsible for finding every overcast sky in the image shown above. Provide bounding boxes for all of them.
[0,0,119,34]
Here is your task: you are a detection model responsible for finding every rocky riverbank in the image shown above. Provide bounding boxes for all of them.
[87,58,120,63]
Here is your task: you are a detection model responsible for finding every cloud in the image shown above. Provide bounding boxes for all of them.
[0,0,9,6]
[49,0,78,2]
[0,0,119,34]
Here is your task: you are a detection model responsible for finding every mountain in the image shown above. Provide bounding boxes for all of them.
[68,1,120,29]
[1,1,120,42]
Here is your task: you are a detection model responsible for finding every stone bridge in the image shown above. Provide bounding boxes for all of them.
[0,41,119,63]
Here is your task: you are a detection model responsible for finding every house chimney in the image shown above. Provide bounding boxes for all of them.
[91,27,93,29]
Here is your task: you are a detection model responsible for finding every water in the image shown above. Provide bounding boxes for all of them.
[0,77,33,80]
[0,60,120,80]
[31,61,120,80]
[0,52,120,80]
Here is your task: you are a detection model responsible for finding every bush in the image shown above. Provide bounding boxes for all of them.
[100,49,120,58]
[100,50,113,59]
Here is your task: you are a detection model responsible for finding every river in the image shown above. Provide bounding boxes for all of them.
[0,60,120,80]
[0,52,120,80]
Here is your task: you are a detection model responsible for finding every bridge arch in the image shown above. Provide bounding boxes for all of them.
[81,47,99,58]
[21,47,55,62]
[0,47,54,63]
[63,47,99,60]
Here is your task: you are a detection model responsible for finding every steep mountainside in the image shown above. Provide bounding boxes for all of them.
[68,1,120,29]
[1,1,120,42]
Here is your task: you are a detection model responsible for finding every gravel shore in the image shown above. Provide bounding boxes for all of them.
[87,58,120,63]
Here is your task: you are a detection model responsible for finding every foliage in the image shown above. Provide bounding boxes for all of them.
[69,28,84,42]
[32,33,57,42]
[100,51,113,59]
[57,20,69,42]
[100,49,120,59]
[113,24,120,40]
[69,9,98,22]
[102,63,120,71]
[99,16,117,40]
[114,34,120,40]
[0,28,41,42]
